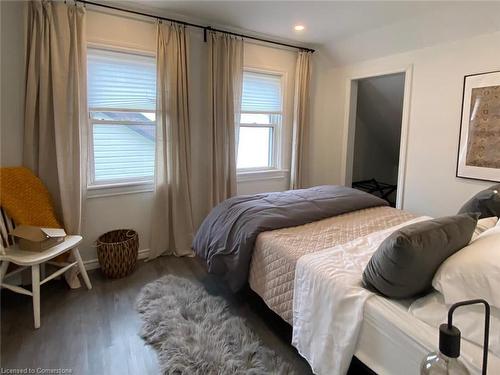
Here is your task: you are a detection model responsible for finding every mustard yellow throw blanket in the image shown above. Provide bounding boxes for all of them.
[0,167,62,229]
[0,167,71,262]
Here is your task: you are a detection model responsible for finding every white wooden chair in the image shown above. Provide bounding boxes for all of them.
[0,208,92,329]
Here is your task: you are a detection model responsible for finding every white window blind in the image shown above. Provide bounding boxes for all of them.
[87,48,156,186]
[88,48,156,111]
[241,71,282,113]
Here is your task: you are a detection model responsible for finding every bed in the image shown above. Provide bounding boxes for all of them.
[193,186,499,374]
[248,208,499,374]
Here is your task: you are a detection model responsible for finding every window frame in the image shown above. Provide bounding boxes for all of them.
[86,44,157,192]
[237,68,285,173]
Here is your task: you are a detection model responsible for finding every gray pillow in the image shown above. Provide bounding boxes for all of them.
[458,184,500,219]
[362,213,478,299]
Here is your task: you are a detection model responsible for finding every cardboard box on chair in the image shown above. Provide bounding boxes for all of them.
[10,226,66,251]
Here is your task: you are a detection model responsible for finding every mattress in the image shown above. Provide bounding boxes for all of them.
[357,295,500,374]
[248,206,416,324]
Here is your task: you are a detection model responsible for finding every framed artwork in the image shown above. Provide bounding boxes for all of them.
[457,71,500,182]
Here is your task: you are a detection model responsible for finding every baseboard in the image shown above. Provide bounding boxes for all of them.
[83,248,150,270]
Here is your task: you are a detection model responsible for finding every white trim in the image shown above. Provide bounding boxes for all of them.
[86,182,154,199]
[241,110,283,115]
[91,119,155,126]
[84,248,150,270]
[90,108,156,113]
[87,40,155,57]
[88,180,154,190]
[239,122,278,128]
[237,169,289,182]
[341,79,358,188]
[396,66,414,209]
[341,65,413,209]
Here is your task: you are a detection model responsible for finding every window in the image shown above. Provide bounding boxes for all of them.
[87,48,156,186]
[238,71,283,170]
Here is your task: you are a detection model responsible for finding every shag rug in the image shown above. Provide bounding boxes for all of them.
[136,275,296,375]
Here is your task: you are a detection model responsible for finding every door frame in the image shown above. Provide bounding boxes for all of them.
[340,65,413,209]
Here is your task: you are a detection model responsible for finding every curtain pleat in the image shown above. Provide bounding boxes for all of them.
[290,51,312,190]
[149,23,194,259]
[23,0,87,288]
[207,32,244,207]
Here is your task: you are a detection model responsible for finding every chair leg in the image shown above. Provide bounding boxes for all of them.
[72,248,92,290]
[0,261,9,285]
[31,264,40,329]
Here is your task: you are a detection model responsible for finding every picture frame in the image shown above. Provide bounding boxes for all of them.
[457,70,500,182]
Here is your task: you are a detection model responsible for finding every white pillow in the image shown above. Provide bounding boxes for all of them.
[471,216,498,242]
[433,226,500,308]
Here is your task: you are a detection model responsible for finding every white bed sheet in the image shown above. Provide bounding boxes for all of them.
[356,295,500,375]
[292,217,429,375]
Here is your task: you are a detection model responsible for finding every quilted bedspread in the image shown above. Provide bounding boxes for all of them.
[248,206,416,324]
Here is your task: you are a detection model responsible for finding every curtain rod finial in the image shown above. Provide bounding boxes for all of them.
[204,26,212,43]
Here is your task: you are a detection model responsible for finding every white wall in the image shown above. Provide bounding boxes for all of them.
[1,1,25,167]
[306,50,342,187]
[309,31,500,217]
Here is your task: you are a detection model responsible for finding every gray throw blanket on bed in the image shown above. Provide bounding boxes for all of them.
[192,185,388,291]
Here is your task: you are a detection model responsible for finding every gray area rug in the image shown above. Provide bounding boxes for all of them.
[136,275,296,375]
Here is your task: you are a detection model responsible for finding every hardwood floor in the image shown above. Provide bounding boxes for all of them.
[1,256,373,374]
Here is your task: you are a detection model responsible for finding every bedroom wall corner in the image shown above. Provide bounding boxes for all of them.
[313,31,500,217]
[307,49,343,188]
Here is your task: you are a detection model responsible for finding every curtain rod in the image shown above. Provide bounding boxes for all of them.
[77,0,315,53]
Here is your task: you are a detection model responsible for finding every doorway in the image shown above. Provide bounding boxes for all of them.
[343,71,410,207]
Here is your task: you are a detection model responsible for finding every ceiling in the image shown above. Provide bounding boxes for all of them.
[113,1,500,65]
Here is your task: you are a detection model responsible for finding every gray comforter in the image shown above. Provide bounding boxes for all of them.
[192,185,388,291]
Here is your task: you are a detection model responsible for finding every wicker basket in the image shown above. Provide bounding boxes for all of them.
[96,229,138,279]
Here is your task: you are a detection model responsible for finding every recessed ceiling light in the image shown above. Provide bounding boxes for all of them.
[294,25,305,31]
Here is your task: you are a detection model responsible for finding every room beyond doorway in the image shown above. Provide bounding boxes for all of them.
[342,69,411,209]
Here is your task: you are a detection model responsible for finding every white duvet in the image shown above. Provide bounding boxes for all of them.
[292,216,429,375]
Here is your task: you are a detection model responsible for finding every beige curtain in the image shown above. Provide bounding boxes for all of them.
[149,23,194,259]
[207,32,244,207]
[290,51,312,190]
[24,0,87,288]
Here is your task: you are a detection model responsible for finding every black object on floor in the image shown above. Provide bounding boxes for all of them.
[353,178,397,207]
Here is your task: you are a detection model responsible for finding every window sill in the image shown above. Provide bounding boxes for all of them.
[237,169,289,182]
[86,181,154,199]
